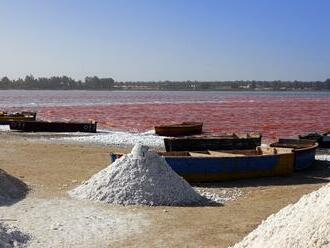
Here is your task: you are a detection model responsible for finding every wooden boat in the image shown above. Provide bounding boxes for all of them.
[299,132,330,148]
[9,120,97,133]
[164,133,262,152]
[155,122,203,137]
[0,111,36,124]
[270,139,318,170]
[110,147,294,183]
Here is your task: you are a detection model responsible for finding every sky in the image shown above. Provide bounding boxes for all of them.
[0,0,329,81]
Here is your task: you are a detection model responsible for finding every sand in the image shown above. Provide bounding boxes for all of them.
[0,132,330,247]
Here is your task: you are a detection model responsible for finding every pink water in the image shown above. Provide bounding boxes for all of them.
[1,90,330,140]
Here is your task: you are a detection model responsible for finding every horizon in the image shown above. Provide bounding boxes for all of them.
[1,0,329,81]
[1,74,329,82]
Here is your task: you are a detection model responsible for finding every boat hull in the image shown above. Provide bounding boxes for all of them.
[110,149,294,183]
[10,121,97,133]
[163,153,293,182]
[155,122,203,137]
[164,134,262,152]
[0,112,36,125]
[270,139,318,171]
[299,133,330,148]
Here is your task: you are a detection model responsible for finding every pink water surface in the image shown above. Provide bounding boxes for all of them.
[2,90,330,140]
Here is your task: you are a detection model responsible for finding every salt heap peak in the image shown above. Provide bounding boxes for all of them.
[231,183,330,248]
[131,143,149,159]
[69,144,205,206]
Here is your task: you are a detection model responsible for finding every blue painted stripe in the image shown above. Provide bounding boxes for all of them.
[164,156,279,174]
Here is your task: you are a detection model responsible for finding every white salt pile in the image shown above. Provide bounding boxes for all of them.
[69,144,205,206]
[0,125,10,132]
[231,183,330,248]
[316,154,330,161]
[0,223,29,248]
[0,169,28,206]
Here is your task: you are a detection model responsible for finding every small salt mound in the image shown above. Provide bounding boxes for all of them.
[231,183,330,248]
[316,154,330,161]
[0,223,30,248]
[69,144,205,206]
[0,169,28,206]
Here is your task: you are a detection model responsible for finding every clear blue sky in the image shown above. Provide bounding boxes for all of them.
[0,0,329,81]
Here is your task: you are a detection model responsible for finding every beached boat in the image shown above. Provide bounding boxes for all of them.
[299,132,330,148]
[270,139,318,170]
[110,147,294,182]
[0,111,36,124]
[9,120,97,133]
[164,133,262,152]
[155,122,203,137]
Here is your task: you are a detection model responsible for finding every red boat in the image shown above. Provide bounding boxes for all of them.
[155,122,203,137]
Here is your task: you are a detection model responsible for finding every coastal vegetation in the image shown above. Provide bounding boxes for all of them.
[1,75,330,91]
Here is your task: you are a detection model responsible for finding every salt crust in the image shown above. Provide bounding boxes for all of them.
[56,130,164,148]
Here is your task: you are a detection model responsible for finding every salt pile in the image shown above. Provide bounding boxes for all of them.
[69,144,205,206]
[316,153,330,161]
[0,125,10,132]
[0,169,28,206]
[0,223,29,248]
[231,183,330,248]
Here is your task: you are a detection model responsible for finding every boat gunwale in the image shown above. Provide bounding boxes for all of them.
[164,134,262,140]
[155,122,203,129]
[111,148,294,160]
[270,140,318,152]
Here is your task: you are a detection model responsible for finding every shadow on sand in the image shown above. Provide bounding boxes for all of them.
[0,169,28,207]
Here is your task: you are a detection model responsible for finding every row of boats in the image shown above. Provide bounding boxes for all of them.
[1,111,329,150]
[155,121,330,149]
[1,111,328,183]
[117,122,327,183]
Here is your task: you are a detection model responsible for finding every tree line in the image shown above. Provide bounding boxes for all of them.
[0,75,114,90]
[115,79,330,91]
[1,75,330,91]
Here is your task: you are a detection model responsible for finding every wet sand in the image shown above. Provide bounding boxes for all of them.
[0,132,329,247]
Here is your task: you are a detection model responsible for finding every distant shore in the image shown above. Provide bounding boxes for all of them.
[1,75,330,91]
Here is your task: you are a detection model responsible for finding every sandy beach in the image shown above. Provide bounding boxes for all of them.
[0,131,329,247]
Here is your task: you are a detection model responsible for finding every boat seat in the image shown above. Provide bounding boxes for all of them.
[189,152,214,157]
[188,151,245,157]
[256,147,291,155]
[208,151,245,157]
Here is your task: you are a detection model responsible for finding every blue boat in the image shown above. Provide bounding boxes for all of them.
[270,139,318,170]
[110,147,295,183]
